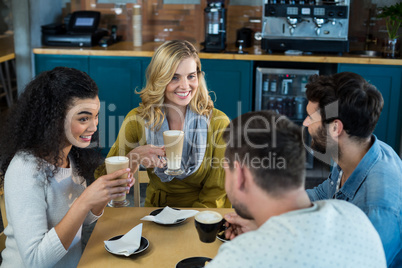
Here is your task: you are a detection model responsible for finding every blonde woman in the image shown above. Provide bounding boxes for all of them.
[96,40,231,208]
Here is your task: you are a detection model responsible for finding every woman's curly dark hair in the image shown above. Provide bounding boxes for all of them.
[0,67,104,187]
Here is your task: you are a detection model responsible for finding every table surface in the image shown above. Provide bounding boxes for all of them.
[77,207,233,268]
[0,35,14,63]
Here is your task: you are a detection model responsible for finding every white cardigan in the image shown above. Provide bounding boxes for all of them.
[1,152,100,268]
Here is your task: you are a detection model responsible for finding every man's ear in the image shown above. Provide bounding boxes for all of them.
[329,119,344,139]
[234,162,255,193]
[234,161,246,191]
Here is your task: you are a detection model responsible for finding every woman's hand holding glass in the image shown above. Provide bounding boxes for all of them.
[81,168,134,215]
[127,145,166,169]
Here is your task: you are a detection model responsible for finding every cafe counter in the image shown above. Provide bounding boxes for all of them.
[33,41,402,66]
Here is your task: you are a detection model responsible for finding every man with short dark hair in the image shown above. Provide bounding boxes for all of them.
[206,110,386,267]
[223,72,402,267]
[303,72,402,267]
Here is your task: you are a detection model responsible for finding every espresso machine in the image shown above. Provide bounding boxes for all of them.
[202,1,226,52]
[261,0,350,53]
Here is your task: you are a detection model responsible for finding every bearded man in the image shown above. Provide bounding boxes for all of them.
[206,110,386,268]
[303,72,402,268]
[224,72,402,268]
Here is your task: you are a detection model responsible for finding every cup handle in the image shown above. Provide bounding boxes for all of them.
[221,218,230,231]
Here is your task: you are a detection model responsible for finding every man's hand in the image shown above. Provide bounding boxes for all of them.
[224,212,258,240]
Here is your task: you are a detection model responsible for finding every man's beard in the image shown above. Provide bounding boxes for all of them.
[310,125,341,160]
[232,200,253,221]
[226,186,254,220]
[310,124,328,154]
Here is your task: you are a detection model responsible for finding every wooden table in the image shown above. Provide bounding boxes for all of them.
[78,207,233,267]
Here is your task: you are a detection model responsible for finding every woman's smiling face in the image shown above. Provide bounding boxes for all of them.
[164,57,198,110]
[65,96,100,148]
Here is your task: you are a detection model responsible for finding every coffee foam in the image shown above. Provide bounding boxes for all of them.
[105,156,129,164]
[195,211,223,224]
[163,130,184,136]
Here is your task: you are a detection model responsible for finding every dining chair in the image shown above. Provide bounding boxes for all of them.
[0,189,7,251]
[0,231,5,252]
[133,169,149,207]
[0,189,7,229]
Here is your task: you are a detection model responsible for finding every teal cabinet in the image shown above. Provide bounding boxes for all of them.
[89,56,151,155]
[201,59,253,119]
[338,64,402,152]
[33,54,401,154]
[35,54,89,74]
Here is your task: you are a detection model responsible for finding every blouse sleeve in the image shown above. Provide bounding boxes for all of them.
[193,111,231,208]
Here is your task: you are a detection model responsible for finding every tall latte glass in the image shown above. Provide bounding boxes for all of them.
[105,156,130,207]
[163,130,184,176]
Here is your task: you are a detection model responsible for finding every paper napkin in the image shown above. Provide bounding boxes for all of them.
[104,223,143,256]
[141,206,199,224]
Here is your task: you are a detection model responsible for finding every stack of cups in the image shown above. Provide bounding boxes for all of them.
[133,5,142,47]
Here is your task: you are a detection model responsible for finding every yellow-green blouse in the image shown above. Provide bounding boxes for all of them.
[95,107,231,208]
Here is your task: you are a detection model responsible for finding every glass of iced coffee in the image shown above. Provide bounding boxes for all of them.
[105,156,130,207]
[163,130,184,176]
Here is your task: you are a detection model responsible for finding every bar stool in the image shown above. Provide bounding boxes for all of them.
[0,58,14,107]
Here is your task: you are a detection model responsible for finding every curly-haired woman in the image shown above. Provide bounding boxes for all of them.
[0,67,134,267]
[95,40,231,208]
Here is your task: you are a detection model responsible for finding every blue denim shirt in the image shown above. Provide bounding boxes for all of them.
[307,136,402,267]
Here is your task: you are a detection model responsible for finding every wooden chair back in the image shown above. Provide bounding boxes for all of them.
[0,231,6,252]
[133,170,149,207]
[0,189,7,251]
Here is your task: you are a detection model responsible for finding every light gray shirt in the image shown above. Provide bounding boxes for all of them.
[207,200,386,268]
[1,152,100,268]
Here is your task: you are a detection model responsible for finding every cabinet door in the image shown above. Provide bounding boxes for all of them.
[35,54,89,75]
[201,59,253,119]
[89,56,149,155]
[338,64,402,152]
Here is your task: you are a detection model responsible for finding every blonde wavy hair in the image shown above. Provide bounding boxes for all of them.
[136,40,214,130]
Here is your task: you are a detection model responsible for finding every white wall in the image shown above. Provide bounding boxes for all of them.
[12,0,63,94]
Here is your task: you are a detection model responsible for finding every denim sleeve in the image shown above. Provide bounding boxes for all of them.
[306,178,332,201]
[363,206,401,266]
